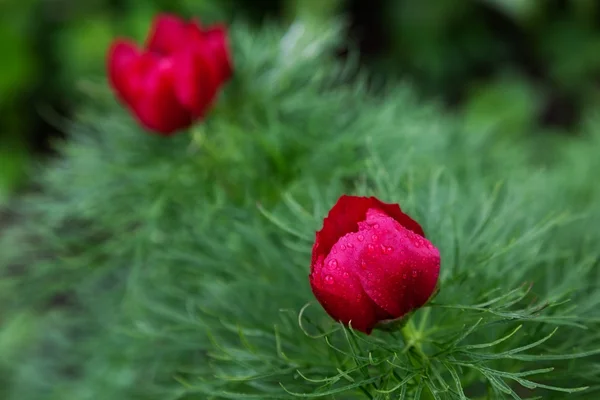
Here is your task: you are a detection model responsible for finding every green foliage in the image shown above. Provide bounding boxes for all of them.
[0,0,37,201]
[5,0,600,202]
[2,20,600,400]
[378,0,600,132]
[0,0,229,200]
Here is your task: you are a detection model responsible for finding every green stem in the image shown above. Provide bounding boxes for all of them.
[400,319,427,361]
[400,320,436,400]
[189,124,207,151]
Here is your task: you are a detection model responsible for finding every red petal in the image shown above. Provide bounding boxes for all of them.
[146,14,189,55]
[203,24,233,82]
[309,254,389,334]
[107,40,141,104]
[312,195,425,268]
[349,208,440,317]
[186,19,205,43]
[172,44,221,118]
[131,58,191,135]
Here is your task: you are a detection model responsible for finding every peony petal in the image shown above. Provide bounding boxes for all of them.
[349,208,440,317]
[107,40,141,104]
[172,45,221,118]
[311,195,425,268]
[146,14,190,55]
[186,19,205,43]
[203,24,233,82]
[310,195,440,333]
[131,59,191,135]
[310,253,389,334]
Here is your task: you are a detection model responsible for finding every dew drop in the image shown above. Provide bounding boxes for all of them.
[413,239,421,248]
[367,244,375,252]
[328,259,338,268]
[360,260,367,269]
[371,234,378,241]
[324,275,334,284]
[402,273,408,279]
[340,244,346,250]
[343,272,350,278]
[381,245,393,255]
[426,242,434,250]
[347,242,354,248]
[373,223,380,229]
[412,270,418,278]
[357,234,364,242]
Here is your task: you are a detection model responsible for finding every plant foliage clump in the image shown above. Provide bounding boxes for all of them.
[1,21,600,400]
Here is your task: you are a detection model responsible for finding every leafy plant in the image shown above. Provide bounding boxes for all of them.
[1,20,600,400]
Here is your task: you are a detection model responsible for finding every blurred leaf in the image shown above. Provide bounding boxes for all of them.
[477,0,539,22]
[124,0,163,39]
[284,0,344,23]
[540,21,600,92]
[0,313,38,364]
[56,14,114,83]
[0,21,36,100]
[0,133,28,204]
[463,75,540,136]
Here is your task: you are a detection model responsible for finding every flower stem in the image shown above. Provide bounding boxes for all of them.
[400,319,427,361]
[189,124,207,150]
[400,319,436,400]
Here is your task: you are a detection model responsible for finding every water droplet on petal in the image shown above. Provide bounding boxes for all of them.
[343,272,350,278]
[340,244,346,250]
[412,270,418,278]
[324,275,334,284]
[360,260,367,269]
[374,223,380,229]
[367,244,375,252]
[380,245,393,254]
[357,234,364,241]
[426,242,434,250]
[371,234,378,241]
[328,259,338,268]
[402,273,407,279]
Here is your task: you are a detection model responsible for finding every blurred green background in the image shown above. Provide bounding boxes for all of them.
[1,2,600,398]
[2,0,600,204]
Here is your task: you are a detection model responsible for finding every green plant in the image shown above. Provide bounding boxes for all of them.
[1,21,600,399]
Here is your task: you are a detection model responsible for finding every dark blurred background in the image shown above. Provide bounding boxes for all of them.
[2,0,600,204]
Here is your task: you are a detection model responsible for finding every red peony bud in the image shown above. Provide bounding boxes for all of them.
[309,195,440,334]
[107,14,233,135]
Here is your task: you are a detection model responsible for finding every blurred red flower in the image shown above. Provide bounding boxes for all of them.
[309,195,440,334]
[107,14,232,135]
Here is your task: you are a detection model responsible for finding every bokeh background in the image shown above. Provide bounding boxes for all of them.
[3,0,600,204]
[2,1,600,398]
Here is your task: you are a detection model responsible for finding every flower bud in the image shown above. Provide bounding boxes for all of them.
[309,195,440,334]
[107,14,232,135]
